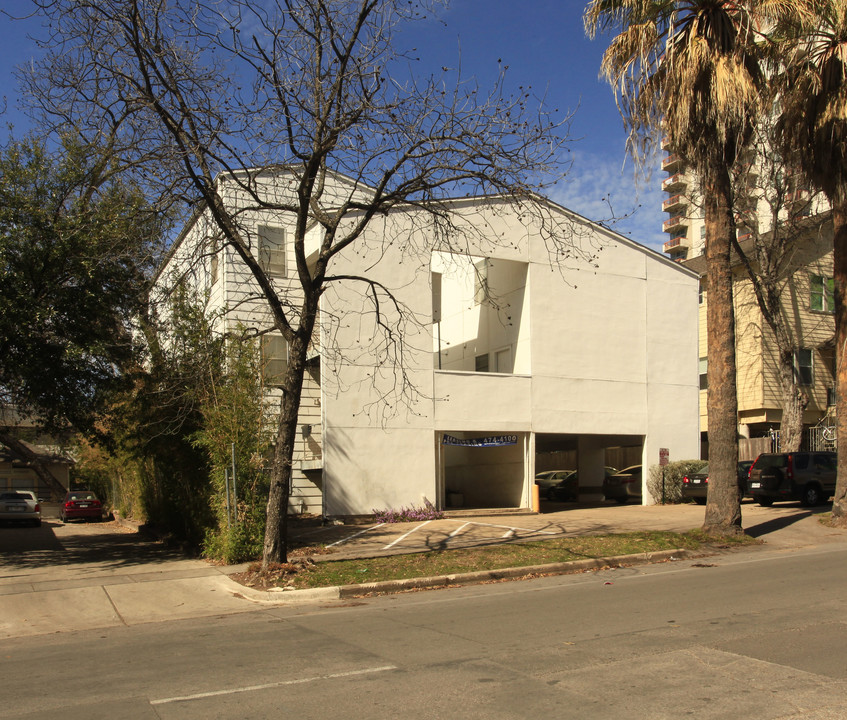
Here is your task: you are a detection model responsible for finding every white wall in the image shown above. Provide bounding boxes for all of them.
[159,177,700,514]
[323,199,699,512]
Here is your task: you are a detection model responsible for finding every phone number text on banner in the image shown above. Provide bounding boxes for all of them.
[441,434,518,447]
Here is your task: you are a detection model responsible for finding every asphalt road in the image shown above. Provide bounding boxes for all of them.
[3,540,847,719]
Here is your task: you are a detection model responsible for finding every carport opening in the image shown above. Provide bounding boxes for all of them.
[441,432,526,510]
[535,434,643,509]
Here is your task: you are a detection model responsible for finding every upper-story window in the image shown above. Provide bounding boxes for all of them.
[258,225,286,276]
[810,274,834,313]
[475,353,489,372]
[262,333,288,386]
[794,348,814,386]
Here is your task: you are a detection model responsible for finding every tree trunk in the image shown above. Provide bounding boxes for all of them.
[0,430,68,500]
[262,331,309,567]
[832,203,847,526]
[777,348,808,453]
[703,170,743,536]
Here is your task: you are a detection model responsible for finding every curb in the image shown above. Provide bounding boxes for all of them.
[221,548,700,605]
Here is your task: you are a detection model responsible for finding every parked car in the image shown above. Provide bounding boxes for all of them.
[0,490,42,527]
[545,471,579,502]
[602,465,642,504]
[60,491,104,522]
[544,467,619,502]
[681,461,754,504]
[534,470,575,495]
[747,452,837,507]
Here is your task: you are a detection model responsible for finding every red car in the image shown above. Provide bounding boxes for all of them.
[60,491,104,522]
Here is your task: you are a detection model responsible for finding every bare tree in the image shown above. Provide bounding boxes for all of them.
[730,120,833,453]
[24,0,577,565]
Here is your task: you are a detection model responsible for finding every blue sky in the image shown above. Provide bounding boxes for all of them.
[0,0,665,250]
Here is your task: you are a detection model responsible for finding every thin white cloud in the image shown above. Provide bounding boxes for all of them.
[550,151,666,253]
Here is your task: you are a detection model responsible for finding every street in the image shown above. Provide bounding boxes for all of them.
[3,540,847,719]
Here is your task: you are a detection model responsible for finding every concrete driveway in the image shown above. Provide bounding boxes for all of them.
[307,500,847,558]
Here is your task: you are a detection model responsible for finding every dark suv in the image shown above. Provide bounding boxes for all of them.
[747,452,837,507]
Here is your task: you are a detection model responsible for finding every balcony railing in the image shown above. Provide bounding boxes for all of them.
[662,173,687,192]
[663,215,688,233]
[662,154,683,173]
[662,194,687,213]
[663,235,690,254]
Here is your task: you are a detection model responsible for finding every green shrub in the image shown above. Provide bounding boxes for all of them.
[648,459,707,504]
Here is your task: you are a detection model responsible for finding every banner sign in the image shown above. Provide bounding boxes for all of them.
[442,434,518,447]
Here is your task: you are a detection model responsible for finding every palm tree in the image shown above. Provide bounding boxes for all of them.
[777,1,847,524]
[584,1,786,535]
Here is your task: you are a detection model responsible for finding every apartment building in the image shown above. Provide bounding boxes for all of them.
[157,168,700,515]
[661,139,836,449]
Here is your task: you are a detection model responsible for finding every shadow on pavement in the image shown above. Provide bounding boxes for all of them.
[0,520,188,571]
[745,509,814,539]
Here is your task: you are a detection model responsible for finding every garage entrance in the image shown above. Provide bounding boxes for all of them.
[438,432,529,510]
[535,433,643,508]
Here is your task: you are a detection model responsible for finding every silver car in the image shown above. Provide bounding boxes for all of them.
[602,465,643,504]
[0,490,42,527]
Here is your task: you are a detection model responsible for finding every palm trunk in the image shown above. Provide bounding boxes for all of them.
[832,204,847,526]
[703,170,743,535]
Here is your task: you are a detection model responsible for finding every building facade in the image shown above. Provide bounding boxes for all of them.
[661,137,836,451]
[157,169,701,515]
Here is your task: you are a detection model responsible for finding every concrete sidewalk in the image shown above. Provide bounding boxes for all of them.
[1,502,844,639]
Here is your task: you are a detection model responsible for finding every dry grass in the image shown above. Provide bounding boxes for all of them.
[231,530,757,590]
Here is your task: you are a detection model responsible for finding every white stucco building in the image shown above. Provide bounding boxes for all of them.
[157,169,700,515]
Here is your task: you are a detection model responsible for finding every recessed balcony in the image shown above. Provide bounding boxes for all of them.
[662,154,684,173]
[661,136,673,151]
[663,235,690,254]
[662,173,687,192]
[662,194,688,214]
[663,215,688,233]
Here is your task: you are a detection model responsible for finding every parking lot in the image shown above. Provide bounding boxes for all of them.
[287,500,847,559]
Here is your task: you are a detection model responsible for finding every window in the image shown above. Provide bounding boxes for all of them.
[698,281,705,305]
[794,348,813,386]
[475,353,489,372]
[210,255,219,285]
[262,334,288,386]
[258,225,286,276]
[699,357,708,390]
[431,272,442,324]
[810,274,834,313]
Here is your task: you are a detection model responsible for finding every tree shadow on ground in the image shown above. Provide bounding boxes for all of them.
[0,520,188,572]
[745,509,815,539]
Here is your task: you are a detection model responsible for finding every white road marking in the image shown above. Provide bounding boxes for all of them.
[448,522,471,538]
[325,523,386,548]
[150,665,398,705]
[463,521,561,536]
[383,520,432,549]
